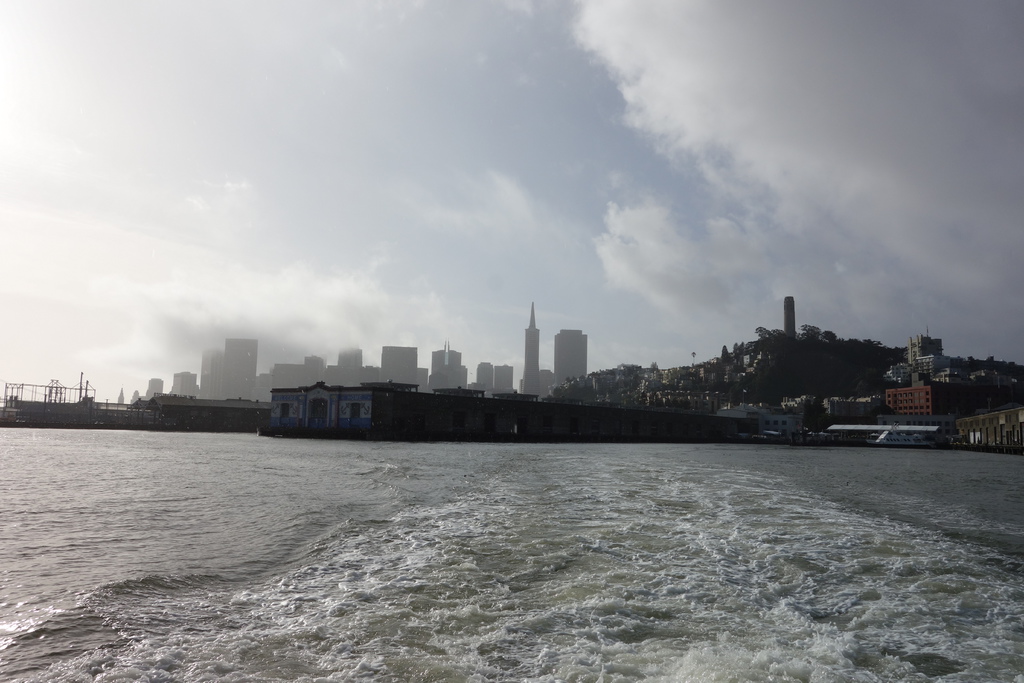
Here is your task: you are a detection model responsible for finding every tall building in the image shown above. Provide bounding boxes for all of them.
[337,348,363,369]
[908,333,943,366]
[171,371,198,396]
[271,356,325,389]
[380,346,418,385]
[145,377,164,399]
[493,365,514,393]
[476,362,494,392]
[222,338,258,400]
[522,303,541,395]
[429,341,468,391]
[326,348,367,386]
[784,296,796,339]
[199,348,224,399]
[553,329,588,384]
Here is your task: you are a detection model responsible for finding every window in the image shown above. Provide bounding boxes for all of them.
[309,398,328,420]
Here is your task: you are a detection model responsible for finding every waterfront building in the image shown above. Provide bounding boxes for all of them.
[266,381,737,442]
[171,371,198,397]
[523,303,541,396]
[957,403,1024,446]
[222,338,258,400]
[380,346,418,385]
[553,329,588,384]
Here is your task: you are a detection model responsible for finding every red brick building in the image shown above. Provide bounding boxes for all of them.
[886,383,1012,416]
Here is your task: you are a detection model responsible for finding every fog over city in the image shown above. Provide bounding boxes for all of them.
[3,1,1023,401]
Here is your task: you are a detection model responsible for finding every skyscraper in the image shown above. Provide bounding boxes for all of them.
[325,348,365,386]
[429,341,468,390]
[380,346,418,385]
[475,362,494,392]
[553,329,588,384]
[784,296,796,339]
[493,365,514,393]
[522,303,540,395]
[222,338,258,400]
[171,371,198,396]
[199,348,224,399]
[145,377,164,399]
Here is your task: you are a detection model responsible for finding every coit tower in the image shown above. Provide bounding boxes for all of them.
[784,296,796,339]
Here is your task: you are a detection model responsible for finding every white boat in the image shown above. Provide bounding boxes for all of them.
[869,424,935,448]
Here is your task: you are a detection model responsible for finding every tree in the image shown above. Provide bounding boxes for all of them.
[803,396,831,432]
[799,324,822,342]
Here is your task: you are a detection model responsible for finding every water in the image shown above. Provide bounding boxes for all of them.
[1,430,1023,681]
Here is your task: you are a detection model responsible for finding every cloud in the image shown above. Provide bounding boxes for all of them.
[404,170,541,240]
[83,258,450,376]
[577,1,1024,351]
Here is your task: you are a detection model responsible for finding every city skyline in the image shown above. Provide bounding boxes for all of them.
[3,3,1023,401]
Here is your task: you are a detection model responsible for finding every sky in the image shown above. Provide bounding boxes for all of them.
[2,0,1023,401]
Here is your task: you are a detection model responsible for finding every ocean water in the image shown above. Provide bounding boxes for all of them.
[1,430,1023,682]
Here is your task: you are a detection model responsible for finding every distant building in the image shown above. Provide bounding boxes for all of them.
[199,348,225,399]
[337,348,362,369]
[271,356,325,390]
[222,339,258,400]
[784,296,796,339]
[145,378,164,399]
[171,371,198,397]
[332,350,360,384]
[381,346,418,385]
[908,333,943,366]
[494,365,514,393]
[325,349,374,386]
[429,341,468,391]
[253,373,273,402]
[523,303,541,396]
[825,396,882,418]
[476,362,494,393]
[554,329,588,384]
[538,369,555,397]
